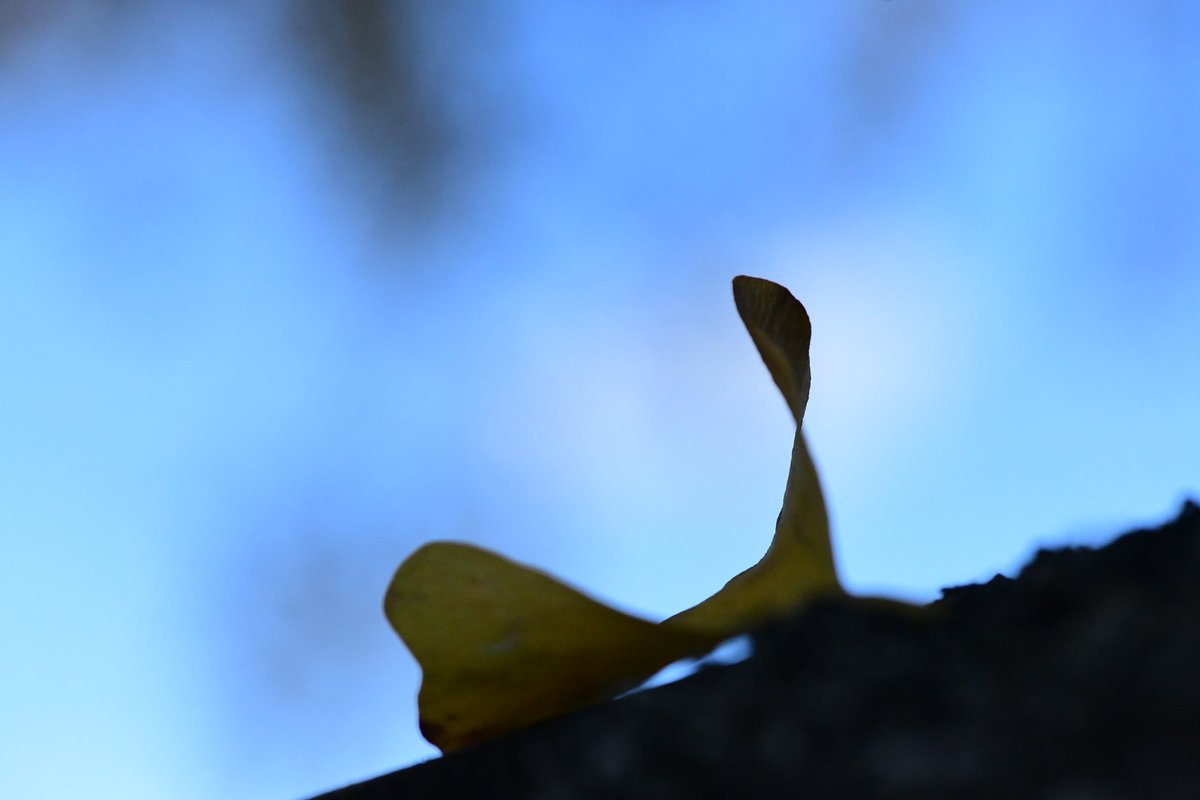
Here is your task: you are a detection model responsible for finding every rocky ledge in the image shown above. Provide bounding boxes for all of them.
[312,500,1200,799]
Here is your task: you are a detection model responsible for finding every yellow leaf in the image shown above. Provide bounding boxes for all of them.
[664,277,842,634]
[386,543,718,751]
[384,275,844,752]
[731,274,813,424]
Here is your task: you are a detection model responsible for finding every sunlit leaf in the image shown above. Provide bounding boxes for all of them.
[385,543,718,751]
[385,275,845,752]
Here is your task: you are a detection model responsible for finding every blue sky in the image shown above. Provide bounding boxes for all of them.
[2,3,1198,798]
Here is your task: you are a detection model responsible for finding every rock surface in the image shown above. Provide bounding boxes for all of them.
[311,500,1200,799]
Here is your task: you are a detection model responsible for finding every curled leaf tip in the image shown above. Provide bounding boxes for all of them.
[731,276,812,425]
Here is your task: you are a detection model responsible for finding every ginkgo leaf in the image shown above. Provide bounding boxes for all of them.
[384,275,844,753]
[385,543,719,751]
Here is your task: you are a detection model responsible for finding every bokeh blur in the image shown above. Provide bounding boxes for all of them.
[2,2,1197,797]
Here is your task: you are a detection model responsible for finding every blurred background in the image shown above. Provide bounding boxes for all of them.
[2,1,1197,797]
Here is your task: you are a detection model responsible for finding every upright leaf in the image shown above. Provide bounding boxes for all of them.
[664,277,841,634]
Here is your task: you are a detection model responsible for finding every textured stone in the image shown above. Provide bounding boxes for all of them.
[311,500,1200,799]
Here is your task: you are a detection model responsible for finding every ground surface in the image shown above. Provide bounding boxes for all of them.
[311,500,1200,799]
